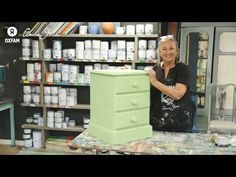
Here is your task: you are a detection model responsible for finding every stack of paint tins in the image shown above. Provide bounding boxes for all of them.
[32,130,42,148]
[22,39,31,60]
[23,129,32,148]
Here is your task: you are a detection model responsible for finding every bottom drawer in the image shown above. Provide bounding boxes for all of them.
[115,108,149,130]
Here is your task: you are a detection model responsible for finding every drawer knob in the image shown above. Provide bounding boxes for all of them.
[131,116,137,123]
[132,83,138,88]
[131,99,137,105]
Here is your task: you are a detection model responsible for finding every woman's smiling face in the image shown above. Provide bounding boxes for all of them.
[159,39,177,64]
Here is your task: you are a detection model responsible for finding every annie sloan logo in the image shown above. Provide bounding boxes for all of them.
[5,26,20,43]
[23,27,53,40]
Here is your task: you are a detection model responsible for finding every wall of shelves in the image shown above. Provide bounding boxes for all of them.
[19,23,160,149]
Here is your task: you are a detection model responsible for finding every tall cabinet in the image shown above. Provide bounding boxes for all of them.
[180,22,236,131]
[20,31,159,149]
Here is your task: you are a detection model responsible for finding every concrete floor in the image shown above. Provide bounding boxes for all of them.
[0,145,22,155]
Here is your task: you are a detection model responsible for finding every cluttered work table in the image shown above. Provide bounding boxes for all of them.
[68,130,236,155]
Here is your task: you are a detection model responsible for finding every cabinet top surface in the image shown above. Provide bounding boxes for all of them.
[91,70,148,76]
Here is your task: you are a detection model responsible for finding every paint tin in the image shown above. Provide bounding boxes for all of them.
[26,117,33,124]
[24,139,32,148]
[77,73,84,84]
[27,72,34,81]
[45,72,53,83]
[53,49,62,59]
[32,40,39,50]
[22,39,31,47]
[139,40,147,49]
[136,24,144,34]
[126,51,134,61]
[94,63,102,70]
[35,86,40,94]
[55,110,64,118]
[138,50,146,61]
[100,41,109,50]
[117,40,126,50]
[62,71,69,83]
[44,95,51,104]
[23,133,31,139]
[24,129,32,134]
[38,117,44,126]
[92,40,101,49]
[67,49,75,59]
[47,111,54,118]
[84,49,92,60]
[34,71,41,81]
[66,96,75,106]
[43,49,52,59]
[84,40,92,49]
[146,49,156,60]
[32,94,40,104]
[117,50,126,61]
[53,72,61,82]
[108,50,116,60]
[145,24,153,34]
[33,141,42,149]
[34,62,41,71]
[100,50,108,60]
[32,131,41,141]
[148,40,156,49]
[76,41,84,50]
[62,122,67,128]
[55,117,63,122]
[51,95,58,105]
[49,64,57,72]
[92,49,100,60]
[126,25,135,35]
[55,122,62,128]
[68,120,76,127]
[53,40,62,50]
[23,94,31,103]
[79,25,88,34]
[44,86,51,95]
[47,116,54,122]
[27,63,34,73]
[50,87,58,95]
[126,42,134,51]
[23,85,31,94]
[47,121,54,128]
[32,49,39,58]
[76,50,84,60]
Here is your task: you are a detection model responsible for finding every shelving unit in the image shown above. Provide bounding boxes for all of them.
[19,29,159,149]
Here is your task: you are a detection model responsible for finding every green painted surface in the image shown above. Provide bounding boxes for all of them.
[88,70,152,144]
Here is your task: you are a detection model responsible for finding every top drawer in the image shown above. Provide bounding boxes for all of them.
[115,75,149,94]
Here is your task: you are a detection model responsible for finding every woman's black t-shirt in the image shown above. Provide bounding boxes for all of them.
[150,62,196,132]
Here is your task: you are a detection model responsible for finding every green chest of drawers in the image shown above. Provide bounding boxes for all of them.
[88,70,152,144]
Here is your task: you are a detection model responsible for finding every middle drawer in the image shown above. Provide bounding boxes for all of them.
[114,92,149,112]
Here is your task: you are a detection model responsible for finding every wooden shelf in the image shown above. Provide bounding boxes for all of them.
[45,104,90,110]
[24,34,159,38]
[43,82,90,87]
[22,123,85,132]
[19,57,42,61]
[135,60,158,63]
[21,123,43,130]
[21,103,43,107]
[44,126,84,132]
[44,58,134,63]
[20,80,42,85]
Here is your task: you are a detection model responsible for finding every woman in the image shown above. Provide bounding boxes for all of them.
[148,35,196,132]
